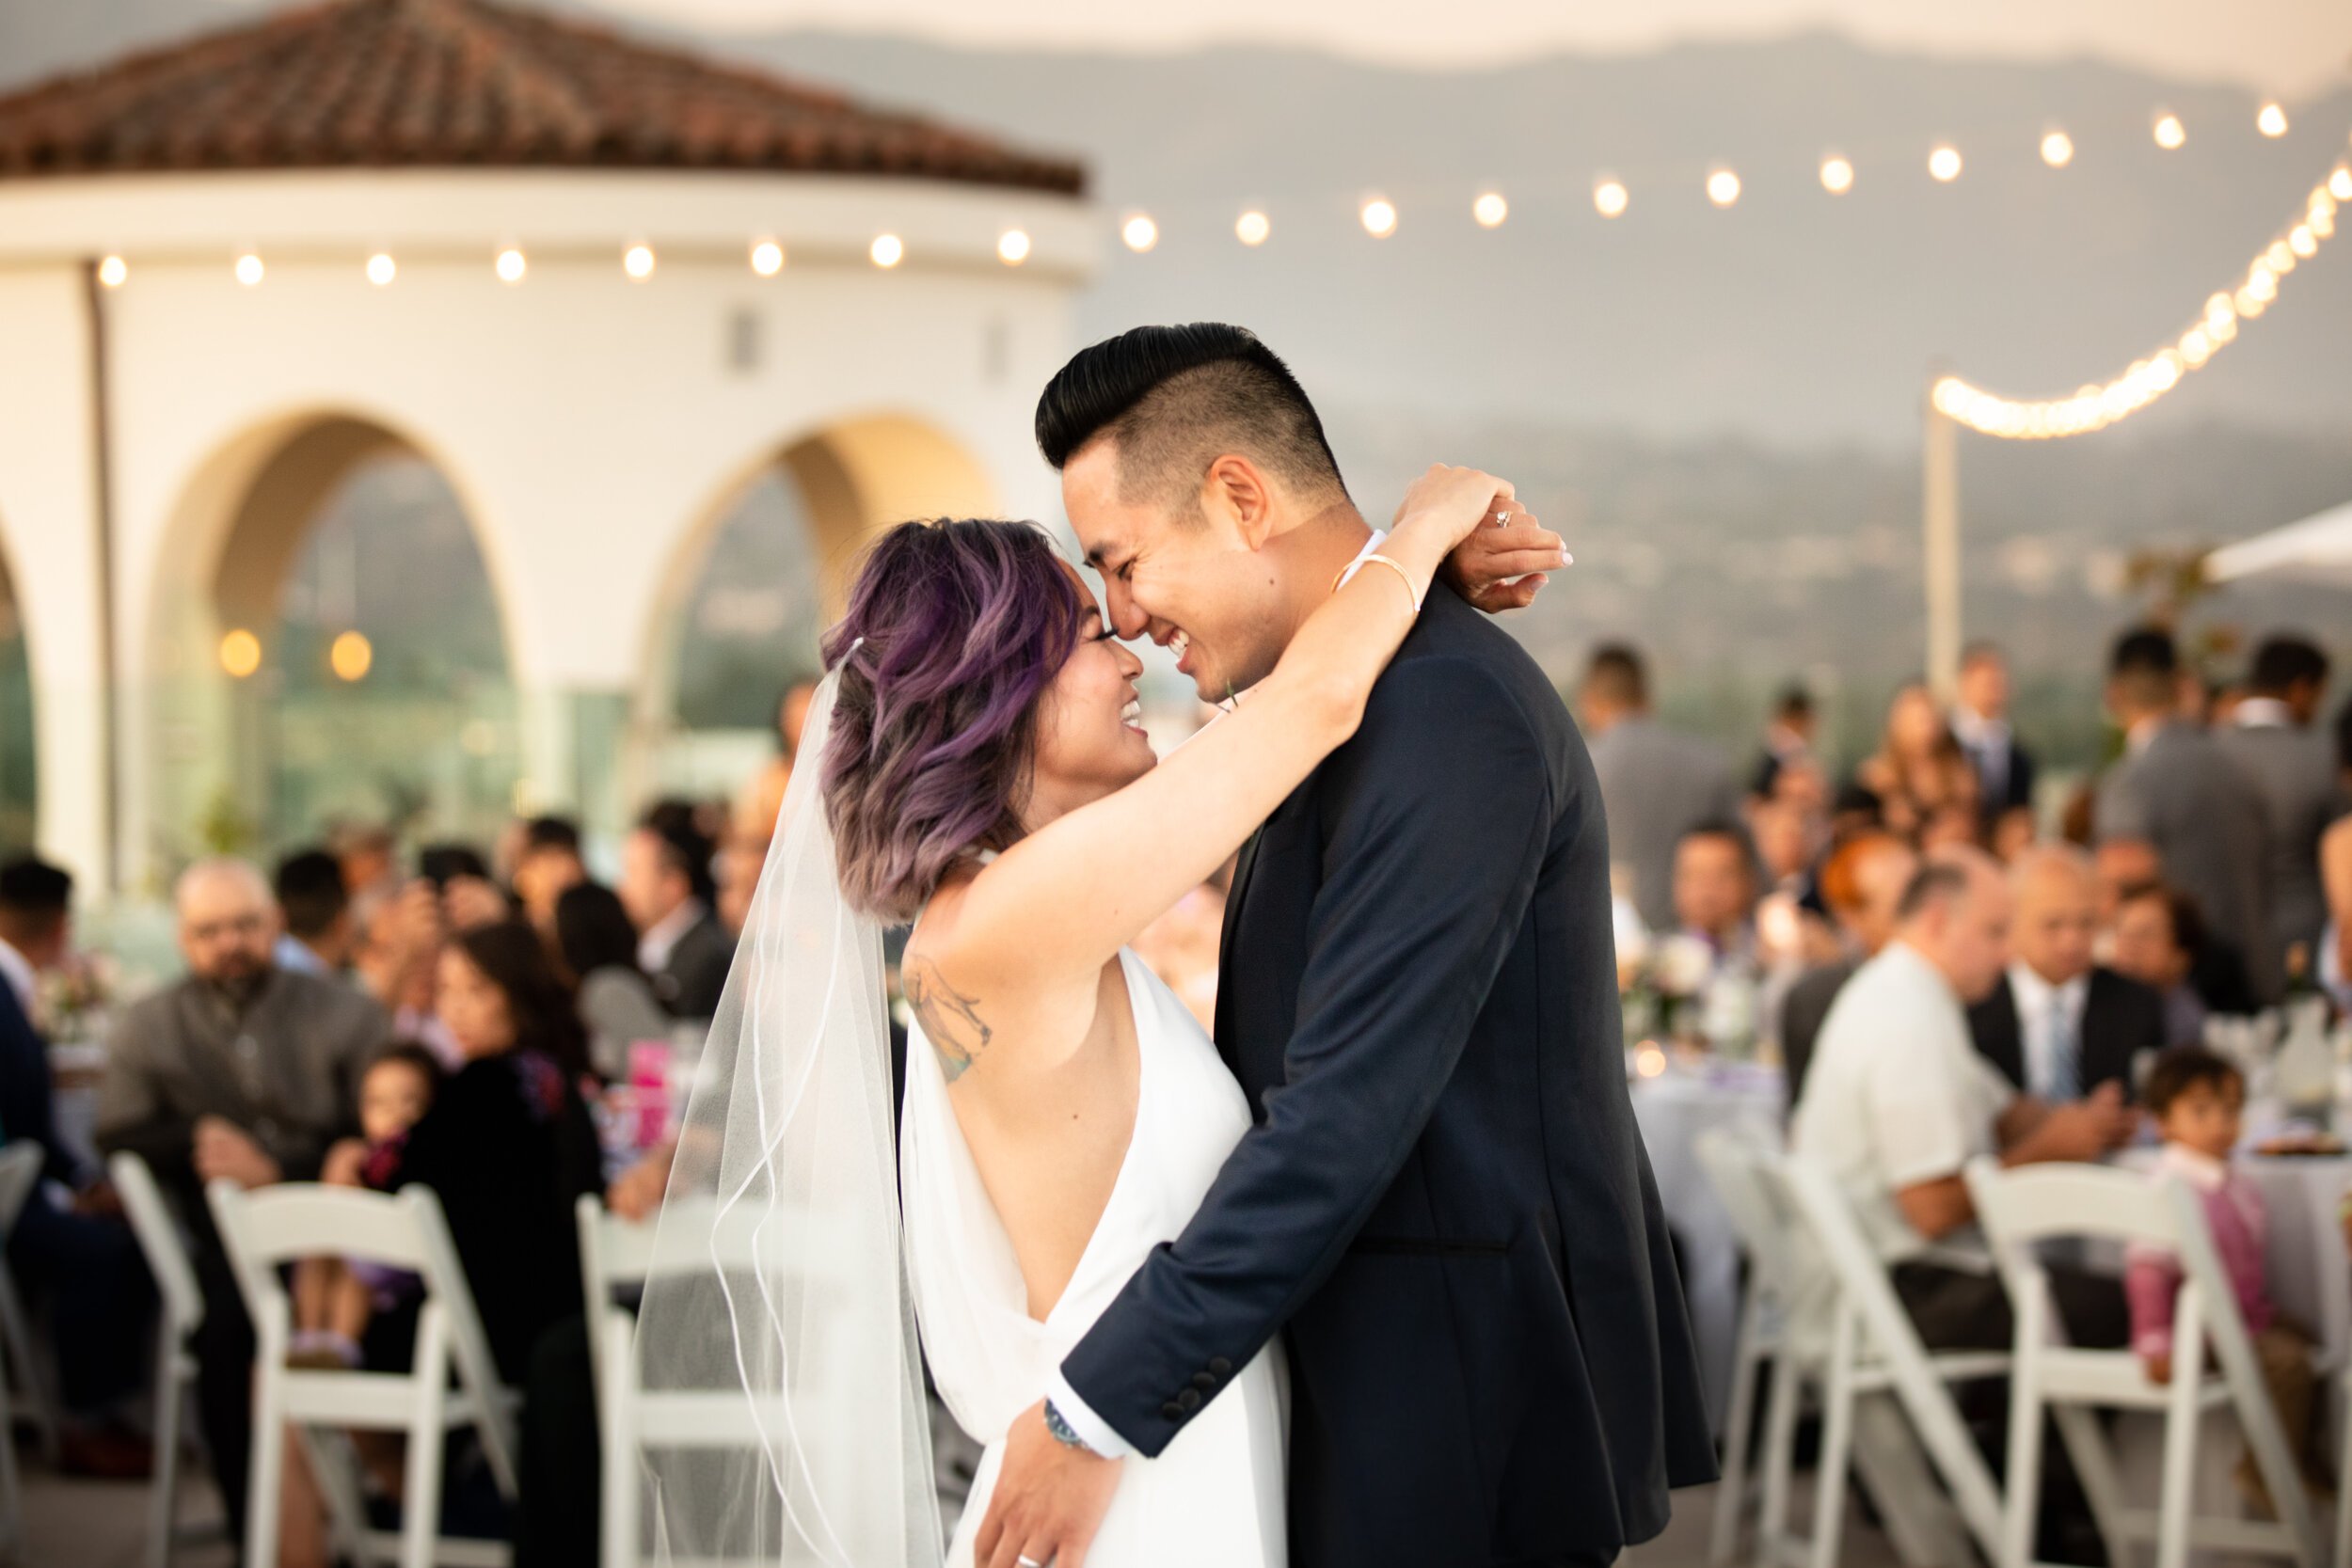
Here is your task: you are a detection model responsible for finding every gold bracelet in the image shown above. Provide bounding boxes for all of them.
[1330,552,1423,613]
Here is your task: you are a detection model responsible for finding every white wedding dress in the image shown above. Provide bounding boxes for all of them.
[900,947,1289,1567]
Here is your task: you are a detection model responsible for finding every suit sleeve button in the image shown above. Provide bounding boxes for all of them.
[1175,1388,1201,1412]
[1160,1402,1184,1420]
[1208,1356,1232,1375]
[1192,1372,1217,1390]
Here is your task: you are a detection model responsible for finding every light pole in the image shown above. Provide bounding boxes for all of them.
[1921,372,1962,702]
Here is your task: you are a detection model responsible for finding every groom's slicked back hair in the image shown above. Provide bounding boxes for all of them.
[1035,323,1347,510]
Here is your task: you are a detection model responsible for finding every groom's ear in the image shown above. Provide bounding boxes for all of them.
[1202,454,1278,551]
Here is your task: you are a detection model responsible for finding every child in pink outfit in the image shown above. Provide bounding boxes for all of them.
[2125,1047,2328,1506]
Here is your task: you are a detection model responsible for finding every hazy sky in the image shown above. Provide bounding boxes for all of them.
[598,0,2352,97]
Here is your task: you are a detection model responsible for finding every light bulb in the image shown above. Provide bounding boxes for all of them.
[2258,103,2288,138]
[1120,214,1157,253]
[366,253,396,287]
[330,631,373,683]
[1706,168,1740,208]
[97,256,128,287]
[496,247,527,283]
[1929,145,1963,182]
[997,230,1031,265]
[623,245,656,280]
[2042,130,2074,168]
[1360,198,1398,238]
[1235,210,1270,246]
[234,253,264,287]
[2153,113,2185,150]
[1594,179,1629,218]
[1471,191,1508,229]
[1819,155,1853,195]
[870,233,905,268]
[750,240,785,277]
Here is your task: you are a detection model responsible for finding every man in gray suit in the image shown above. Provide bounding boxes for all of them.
[1581,642,1744,933]
[2215,635,2343,979]
[2095,627,2278,1003]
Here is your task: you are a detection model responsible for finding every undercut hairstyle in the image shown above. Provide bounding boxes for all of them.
[2248,634,2328,697]
[2108,626,2179,710]
[822,519,1090,923]
[0,856,72,944]
[1896,861,1973,923]
[1582,642,1649,707]
[522,816,581,857]
[2140,1046,2243,1118]
[273,849,349,942]
[1034,323,1347,511]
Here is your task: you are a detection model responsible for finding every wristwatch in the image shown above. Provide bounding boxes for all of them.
[1042,1398,1092,1452]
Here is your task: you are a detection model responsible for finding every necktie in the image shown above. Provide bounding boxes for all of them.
[2045,990,2080,1101]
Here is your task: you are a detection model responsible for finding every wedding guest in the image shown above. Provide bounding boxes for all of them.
[733,680,819,850]
[0,856,153,1478]
[372,921,600,1385]
[422,842,512,931]
[1952,641,2037,836]
[2128,1048,2330,1508]
[1750,683,1818,801]
[273,847,356,977]
[620,807,734,1021]
[553,881,673,1081]
[330,822,400,904]
[1581,642,1742,932]
[1779,832,1916,1108]
[1967,846,2167,1103]
[2096,626,2277,1002]
[2321,697,2352,1010]
[1673,824,1758,974]
[511,816,586,940]
[2108,886,2214,1050]
[1793,849,2134,1353]
[1854,683,1979,843]
[94,857,389,1542]
[2214,635,2341,982]
[290,1045,440,1368]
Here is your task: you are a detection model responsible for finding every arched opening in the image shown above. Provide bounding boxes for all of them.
[632,414,998,806]
[143,414,520,871]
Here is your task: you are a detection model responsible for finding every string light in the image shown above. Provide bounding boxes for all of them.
[495,247,526,283]
[1706,168,1740,208]
[365,252,396,286]
[2042,130,2074,168]
[1235,210,1271,246]
[749,239,785,276]
[1120,214,1157,253]
[623,244,655,280]
[1929,145,1963,182]
[97,255,128,287]
[1360,198,1398,237]
[2153,112,2186,150]
[1931,162,2344,440]
[870,233,905,268]
[1472,191,1508,229]
[218,628,262,678]
[2258,103,2289,138]
[996,229,1031,265]
[234,253,264,287]
[329,631,373,683]
[1594,178,1629,218]
[1820,155,1854,195]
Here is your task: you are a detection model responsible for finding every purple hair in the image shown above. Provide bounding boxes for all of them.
[821,519,1089,922]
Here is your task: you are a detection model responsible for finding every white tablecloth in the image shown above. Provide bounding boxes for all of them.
[1629,1062,1787,1433]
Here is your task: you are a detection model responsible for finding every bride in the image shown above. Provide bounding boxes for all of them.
[632,465,1536,1568]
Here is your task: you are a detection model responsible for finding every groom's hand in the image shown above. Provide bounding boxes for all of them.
[975,1399,1121,1568]
[1442,498,1569,613]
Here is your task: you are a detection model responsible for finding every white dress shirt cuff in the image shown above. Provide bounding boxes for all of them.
[1045,1370,1136,1459]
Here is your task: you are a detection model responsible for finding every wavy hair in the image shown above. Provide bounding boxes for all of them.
[821,519,1090,923]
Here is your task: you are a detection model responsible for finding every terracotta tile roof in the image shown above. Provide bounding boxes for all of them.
[0,0,1086,195]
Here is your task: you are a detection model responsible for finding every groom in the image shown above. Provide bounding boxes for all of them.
[977,324,1715,1568]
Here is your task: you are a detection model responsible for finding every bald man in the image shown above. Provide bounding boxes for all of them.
[95,856,389,1544]
[1968,845,2167,1103]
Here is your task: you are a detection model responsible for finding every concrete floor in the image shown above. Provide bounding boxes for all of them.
[15,1458,1911,1568]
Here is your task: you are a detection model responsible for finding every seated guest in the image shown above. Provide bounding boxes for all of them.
[421,842,511,932]
[620,806,734,1021]
[2214,636,2341,984]
[553,882,673,1081]
[1750,683,1818,801]
[1780,832,1916,1108]
[273,848,356,977]
[511,816,586,940]
[2128,1048,2330,1506]
[1968,846,2167,1102]
[291,1045,441,1368]
[2096,626,2277,1002]
[1673,822,1759,974]
[2324,696,2352,1010]
[94,858,389,1543]
[1793,849,2135,1352]
[2108,886,2213,1050]
[368,921,601,1386]
[0,857,154,1477]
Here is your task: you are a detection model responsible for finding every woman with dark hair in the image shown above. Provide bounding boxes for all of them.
[371,919,601,1386]
[554,881,672,1080]
[640,465,1553,1568]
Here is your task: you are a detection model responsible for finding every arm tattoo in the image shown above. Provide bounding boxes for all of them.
[903,958,992,1084]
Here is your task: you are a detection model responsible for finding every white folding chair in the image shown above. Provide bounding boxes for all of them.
[2337,1357,2352,1568]
[1963,1159,2323,1568]
[110,1151,217,1568]
[0,1142,59,1465]
[1696,1128,1803,1566]
[580,1194,870,1568]
[207,1179,519,1568]
[1765,1153,2014,1568]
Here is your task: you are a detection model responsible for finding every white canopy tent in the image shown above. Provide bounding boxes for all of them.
[2205,499,2352,589]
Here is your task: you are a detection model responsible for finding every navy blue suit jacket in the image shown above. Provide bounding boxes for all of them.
[1060,584,1714,1566]
[0,977,78,1190]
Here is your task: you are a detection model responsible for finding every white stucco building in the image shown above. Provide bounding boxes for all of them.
[0,0,1098,894]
